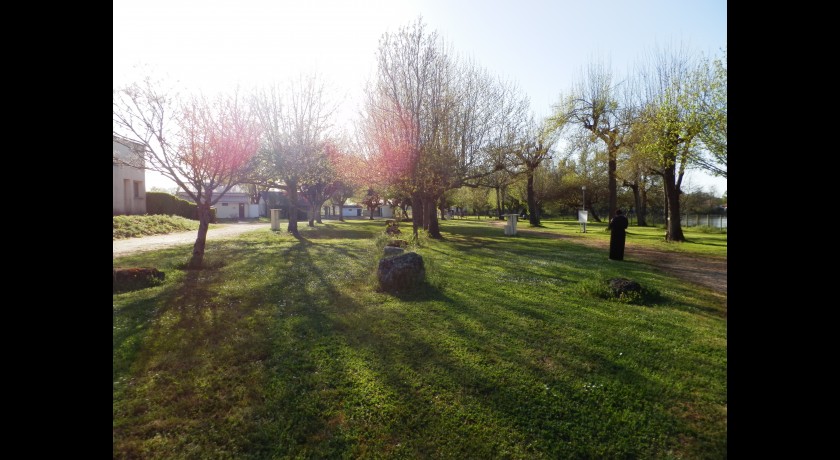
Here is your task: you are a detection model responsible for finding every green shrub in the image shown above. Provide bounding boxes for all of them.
[146,192,217,223]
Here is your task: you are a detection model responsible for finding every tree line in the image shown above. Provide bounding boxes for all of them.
[113,17,726,268]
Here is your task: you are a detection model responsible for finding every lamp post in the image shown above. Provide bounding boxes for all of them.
[581,186,586,210]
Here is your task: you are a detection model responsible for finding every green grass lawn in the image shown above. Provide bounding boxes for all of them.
[531,218,727,259]
[113,219,726,459]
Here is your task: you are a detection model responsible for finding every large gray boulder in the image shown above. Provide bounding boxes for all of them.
[377,252,425,293]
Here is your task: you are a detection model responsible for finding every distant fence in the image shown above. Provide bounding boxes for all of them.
[680,214,727,229]
[640,213,727,229]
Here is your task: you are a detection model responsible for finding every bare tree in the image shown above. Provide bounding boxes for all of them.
[113,79,260,268]
[251,74,338,237]
[300,141,345,226]
[329,182,357,222]
[361,18,445,237]
[362,18,508,238]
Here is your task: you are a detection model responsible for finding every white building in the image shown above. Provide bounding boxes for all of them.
[178,190,260,220]
[113,136,146,215]
[342,203,363,217]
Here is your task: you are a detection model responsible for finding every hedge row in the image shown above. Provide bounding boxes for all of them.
[146,192,217,223]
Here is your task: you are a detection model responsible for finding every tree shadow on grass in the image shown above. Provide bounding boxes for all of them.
[379,280,451,302]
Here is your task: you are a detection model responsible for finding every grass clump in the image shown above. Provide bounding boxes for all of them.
[575,273,664,305]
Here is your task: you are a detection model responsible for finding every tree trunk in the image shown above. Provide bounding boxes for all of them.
[495,186,504,220]
[608,151,617,221]
[189,203,212,268]
[315,200,325,224]
[526,171,539,226]
[426,192,442,239]
[411,192,423,237]
[637,185,649,227]
[438,195,448,221]
[287,183,300,236]
[421,197,430,231]
[663,168,686,241]
[626,181,646,227]
[336,199,346,222]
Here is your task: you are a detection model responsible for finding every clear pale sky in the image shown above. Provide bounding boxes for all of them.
[114,0,727,196]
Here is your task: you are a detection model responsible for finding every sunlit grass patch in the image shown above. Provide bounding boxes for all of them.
[114,218,726,459]
[113,214,203,239]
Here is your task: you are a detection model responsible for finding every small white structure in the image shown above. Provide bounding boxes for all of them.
[504,214,519,236]
[578,210,588,233]
[178,190,258,219]
[342,203,363,217]
[271,209,281,230]
[112,136,146,215]
[380,204,394,218]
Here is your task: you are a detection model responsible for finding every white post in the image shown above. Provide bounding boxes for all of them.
[271,209,280,230]
[504,214,518,235]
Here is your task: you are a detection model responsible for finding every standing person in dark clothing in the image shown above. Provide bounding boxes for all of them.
[608,209,629,261]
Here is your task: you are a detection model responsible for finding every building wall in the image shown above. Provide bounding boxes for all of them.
[178,191,257,219]
[215,202,239,219]
[213,201,259,219]
[112,140,146,215]
[342,206,363,217]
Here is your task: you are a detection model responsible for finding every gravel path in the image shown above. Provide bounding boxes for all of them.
[113,222,271,257]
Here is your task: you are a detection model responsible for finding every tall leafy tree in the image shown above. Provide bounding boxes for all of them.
[693,48,727,178]
[511,158,567,219]
[551,60,636,221]
[618,144,659,227]
[635,44,710,242]
[510,118,561,225]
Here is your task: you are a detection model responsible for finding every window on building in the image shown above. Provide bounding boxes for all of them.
[222,202,229,206]
[133,181,143,198]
